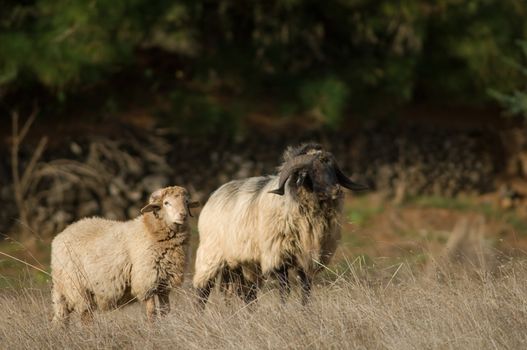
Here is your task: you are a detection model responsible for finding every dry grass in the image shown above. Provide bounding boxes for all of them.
[1,198,525,349]
[1,259,527,350]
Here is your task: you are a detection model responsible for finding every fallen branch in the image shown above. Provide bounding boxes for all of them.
[10,107,47,240]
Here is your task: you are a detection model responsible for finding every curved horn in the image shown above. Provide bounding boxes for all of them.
[269,154,317,195]
[335,165,369,192]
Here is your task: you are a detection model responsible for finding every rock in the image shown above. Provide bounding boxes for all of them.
[77,200,100,218]
[0,121,503,238]
[0,185,12,200]
[51,210,74,232]
[101,198,125,220]
[127,206,141,219]
[109,182,121,196]
[142,175,169,193]
[236,161,254,179]
[70,142,83,156]
[127,190,142,202]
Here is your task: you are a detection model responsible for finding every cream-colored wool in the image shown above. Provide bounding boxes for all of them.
[51,186,198,324]
[193,145,349,305]
[193,176,342,289]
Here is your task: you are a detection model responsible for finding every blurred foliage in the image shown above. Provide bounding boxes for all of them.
[489,41,527,119]
[161,89,241,135]
[346,195,385,227]
[1,0,527,130]
[406,195,527,233]
[300,77,350,128]
[0,0,172,88]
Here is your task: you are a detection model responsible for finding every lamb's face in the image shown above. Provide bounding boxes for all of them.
[141,186,200,226]
[161,190,193,225]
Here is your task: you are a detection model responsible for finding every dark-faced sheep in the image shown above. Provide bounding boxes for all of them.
[51,186,199,325]
[193,143,367,306]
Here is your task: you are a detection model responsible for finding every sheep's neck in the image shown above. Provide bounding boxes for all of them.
[141,213,188,290]
[142,213,188,243]
[295,187,343,212]
[288,188,343,271]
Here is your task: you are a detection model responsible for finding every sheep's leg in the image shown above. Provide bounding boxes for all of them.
[51,291,71,327]
[196,279,215,308]
[145,296,157,322]
[220,267,243,306]
[158,290,171,316]
[275,265,290,304]
[242,281,258,305]
[78,289,96,325]
[240,266,259,305]
[298,269,312,306]
[193,255,223,308]
[220,267,234,302]
[220,267,254,304]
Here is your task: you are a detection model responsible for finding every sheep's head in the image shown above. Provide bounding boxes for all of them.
[140,186,200,226]
[269,143,368,200]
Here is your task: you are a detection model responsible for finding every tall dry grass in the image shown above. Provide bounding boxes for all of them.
[1,258,526,350]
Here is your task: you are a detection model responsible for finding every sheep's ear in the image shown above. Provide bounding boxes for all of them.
[149,188,165,203]
[188,201,200,208]
[141,203,161,214]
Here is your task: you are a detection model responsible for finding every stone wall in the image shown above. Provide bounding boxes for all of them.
[0,121,502,238]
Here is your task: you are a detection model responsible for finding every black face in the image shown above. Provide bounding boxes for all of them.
[299,154,342,200]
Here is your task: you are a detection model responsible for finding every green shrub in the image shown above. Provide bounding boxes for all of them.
[2,0,527,126]
[489,41,527,118]
[300,77,350,128]
[161,90,240,136]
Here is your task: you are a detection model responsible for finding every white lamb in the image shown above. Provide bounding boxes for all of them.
[50,186,199,324]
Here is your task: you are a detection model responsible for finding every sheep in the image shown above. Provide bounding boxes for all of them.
[50,186,199,325]
[193,143,367,306]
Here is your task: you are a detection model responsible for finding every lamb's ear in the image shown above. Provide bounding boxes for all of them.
[149,188,165,203]
[188,201,200,208]
[140,203,161,214]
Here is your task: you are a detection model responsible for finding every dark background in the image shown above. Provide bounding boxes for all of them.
[1,0,527,283]
[1,0,526,127]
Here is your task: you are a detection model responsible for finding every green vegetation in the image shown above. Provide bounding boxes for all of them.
[490,40,527,118]
[346,196,385,227]
[2,1,527,130]
[299,77,350,128]
[161,90,242,136]
[0,241,50,288]
[405,195,494,212]
[405,195,527,233]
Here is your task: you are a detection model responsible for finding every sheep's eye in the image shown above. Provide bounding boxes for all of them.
[164,201,170,206]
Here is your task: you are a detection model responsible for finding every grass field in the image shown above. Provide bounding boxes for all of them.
[1,194,527,349]
[1,259,527,349]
